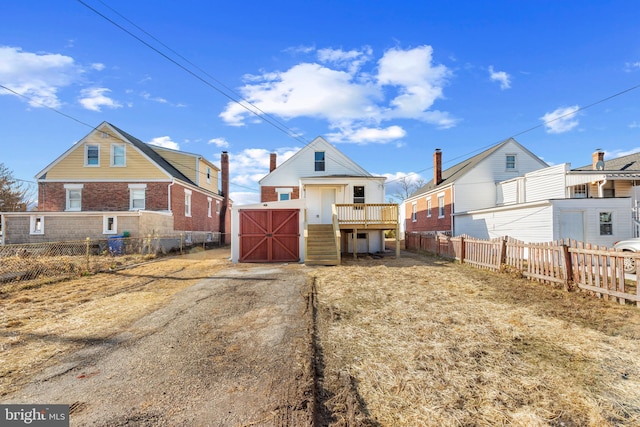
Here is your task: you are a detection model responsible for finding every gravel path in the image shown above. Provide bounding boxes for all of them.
[4,263,314,426]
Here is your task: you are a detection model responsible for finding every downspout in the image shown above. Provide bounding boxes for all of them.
[167,181,175,212]
[598,177,607,198]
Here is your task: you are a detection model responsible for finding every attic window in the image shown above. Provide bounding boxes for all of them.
[506,154,517,171]
[315,151,325,172]
[86,144,100,166]
[111,143,126,166]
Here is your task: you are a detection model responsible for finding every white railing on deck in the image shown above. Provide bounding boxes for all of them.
[334,203,398,227]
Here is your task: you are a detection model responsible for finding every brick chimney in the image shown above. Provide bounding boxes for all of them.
[434,148,442,185]
[220,151,229,242]
[270,153,277,172]
[592,148,604,170]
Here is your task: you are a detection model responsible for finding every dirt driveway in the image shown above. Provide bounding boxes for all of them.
[2,252,314,426]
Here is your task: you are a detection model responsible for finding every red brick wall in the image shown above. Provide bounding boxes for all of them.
[37,181,221,233]
[171,183,221,232]
[405,188,453,233]
[260,186,300,202]
[38,182,169,211]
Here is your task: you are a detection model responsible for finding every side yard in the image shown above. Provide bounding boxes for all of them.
[311,251,640,426]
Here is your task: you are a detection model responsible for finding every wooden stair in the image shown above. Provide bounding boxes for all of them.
[305,224,340,266]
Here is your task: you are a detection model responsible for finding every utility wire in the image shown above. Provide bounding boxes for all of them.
[385,82,640,186]
[75,0,369,178]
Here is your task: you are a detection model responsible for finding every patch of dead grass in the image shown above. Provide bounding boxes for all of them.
[0,248,231,396]
[312,252,640,426]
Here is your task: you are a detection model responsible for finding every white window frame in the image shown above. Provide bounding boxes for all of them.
[412,202,417,222]
[111,143,126,167]
[207,197,212,218]
[438,192,445,218]
[64,184,83,212]
[185,189,192,217]
[85,144,100,167]
[427,198,432,218]
[206,167,211,184]
[276,188,292,201]
[505,153,517,171]
[103,215,118,235]
[30,215,44,235]
[216,200,221,214]
[573,184,588,198]
[599,211,613,236]
[129,184,146,210]
[314,151,325,172]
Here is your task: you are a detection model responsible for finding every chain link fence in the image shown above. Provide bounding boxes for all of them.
[0,232,224,287]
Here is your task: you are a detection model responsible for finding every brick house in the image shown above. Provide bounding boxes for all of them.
[1,122,230,244]
[404,138,548,236]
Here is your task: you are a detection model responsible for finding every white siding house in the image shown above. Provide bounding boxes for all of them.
[455,155,636,246]
[232,137,398,264]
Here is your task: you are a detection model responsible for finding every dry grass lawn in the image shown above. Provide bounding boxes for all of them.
[0,247,231,397]
[312,250,640,427]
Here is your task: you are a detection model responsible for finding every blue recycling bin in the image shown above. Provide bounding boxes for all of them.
[108,236,124,255]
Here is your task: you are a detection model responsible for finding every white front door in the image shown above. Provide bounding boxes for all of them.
[320,188,336,223]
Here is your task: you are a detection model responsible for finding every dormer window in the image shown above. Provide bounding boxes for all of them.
[314,151,325,172]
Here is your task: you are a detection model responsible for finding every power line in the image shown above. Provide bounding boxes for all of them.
[75,0,370,178]
[385,82,640,187]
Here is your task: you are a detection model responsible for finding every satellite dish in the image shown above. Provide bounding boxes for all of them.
[595,160,605,170]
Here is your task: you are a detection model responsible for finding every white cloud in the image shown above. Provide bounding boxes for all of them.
[380,172,426,201]
[605,147,640,158]
[624,61,640,72]
[488,65,511,89]
[208,137,229,148]
[230,191,260,206]
[141,91,168,104]
[541,105,580,134]
[326,125,406,144]
[91,63,105,71]
[78,87,122,111]
[629,121,640,129]
[148,136,179,150]
[0,46,78,108]
[220,45,455,143]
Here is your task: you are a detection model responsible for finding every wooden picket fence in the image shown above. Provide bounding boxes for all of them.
[405,232,640,307]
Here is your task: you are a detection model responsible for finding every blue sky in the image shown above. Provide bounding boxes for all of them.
[2,0,640,205]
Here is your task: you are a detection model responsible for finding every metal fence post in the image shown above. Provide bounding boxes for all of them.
[85,237,91,273]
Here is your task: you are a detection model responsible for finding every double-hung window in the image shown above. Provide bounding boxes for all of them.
[65,184,83,211]
[506,154,517,171]
[207,197,213,218]
[185,189,192,217]
[111,143,126,166]
[129,184,146,210]
[412,203,417,222]
[427,198,432,217]
[314,151,325,172]
[599,212,613,235]
[85,144,100,166]
[438,194,445,218]
[353,186,365,204]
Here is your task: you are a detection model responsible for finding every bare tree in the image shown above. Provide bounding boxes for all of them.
[0,163,30,211]
[388,175,425,203]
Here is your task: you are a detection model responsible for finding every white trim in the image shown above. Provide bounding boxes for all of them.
[30,215,44,235]
[103,215,118,234]
[84,143,100,167]
[111,143,126,167]
[207,197,213,218]
[64,184,83,212]
[129,184,146,210]
[185,189,192,217]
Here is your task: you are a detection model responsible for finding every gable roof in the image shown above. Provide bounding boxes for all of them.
[259,136,372,185]
[408,138,546,199]
[572,151,640,172]
[108,123,195,185]
[35,122,195,185]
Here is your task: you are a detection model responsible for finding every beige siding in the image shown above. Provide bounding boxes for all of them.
[198,158,219,193]
[46,129,169,180]
[150,148,197,183]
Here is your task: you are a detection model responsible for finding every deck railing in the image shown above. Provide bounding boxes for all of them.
[335,203,398,227]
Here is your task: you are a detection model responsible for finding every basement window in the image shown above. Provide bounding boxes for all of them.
[103,216,118,235]
[30,216,44,235]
